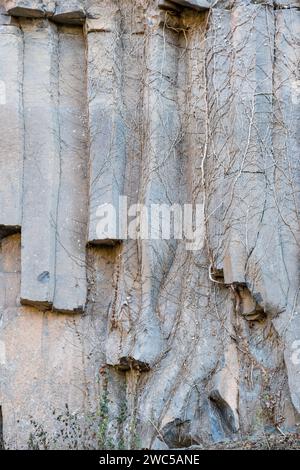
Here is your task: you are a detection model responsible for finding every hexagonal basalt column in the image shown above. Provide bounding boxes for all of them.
[5,0,86,23]
[0,14,23,240]
[5,0,55,18]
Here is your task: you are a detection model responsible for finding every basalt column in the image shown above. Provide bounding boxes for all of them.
[86,0,126,244]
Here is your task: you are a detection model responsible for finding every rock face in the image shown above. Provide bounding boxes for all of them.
[0,0,299,450]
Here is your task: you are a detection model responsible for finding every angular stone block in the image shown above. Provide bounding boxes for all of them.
[0,23,23,240]
[210,344,240,433]
[53,0,85,25]
[53,25,88,313]
[5,0,55,18]
[205,8,232,272]
[160,0,211,10]
[20,19,88,314]
[20,19,60,310]
[86,6,126,244]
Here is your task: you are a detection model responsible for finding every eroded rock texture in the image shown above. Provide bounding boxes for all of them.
[0,0,299,449]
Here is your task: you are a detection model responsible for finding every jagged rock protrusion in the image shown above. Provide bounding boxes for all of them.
[158,0,211,10]
[20,19,88,313]
[0,19,23,240]
[86,2,126,245]
[5,0,55,17]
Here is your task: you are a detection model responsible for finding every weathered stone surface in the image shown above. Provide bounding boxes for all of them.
[166,0,211,9]
[5,0,87,21]
[86,2,126,244]
[52,25,88,313]
[0,21,23,239]
[225,4,275,291]
[206,8,232,272]
[0,0,299,451]
[105,11,183,369]
[20,19,59,310]
[5,0,55,17]
[210,344,240,433]
[0,235,114,449]
[272,8,300,414]
[20,20,88,314]
[53,0,85,24]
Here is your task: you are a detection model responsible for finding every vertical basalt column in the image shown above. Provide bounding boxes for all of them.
[212,5,276,291]
[105,1,147,369]
[105,8,183,370]
[20,19,60,309]
[205,8,232,272]
[272,8,300,414]
[0,17,23,239]
[86,1,126,244]
[53,25,88,313]
[131,11,181,366]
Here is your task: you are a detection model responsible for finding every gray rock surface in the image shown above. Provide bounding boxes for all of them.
[86,2,126,244]
[0,0,299,450]
[20,19,60,310]
[5,0,55,17]
[158,0,211,9]
[0,20,23,239]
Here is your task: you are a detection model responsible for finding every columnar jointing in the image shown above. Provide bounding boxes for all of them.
[0,14,23,239]
[1,1,89,313]
[135,14,182,365]
[158,0,211,10]
[86,4,126,245]
[21,19,88,313]
[273,8,300,414]
[204,2,300,413]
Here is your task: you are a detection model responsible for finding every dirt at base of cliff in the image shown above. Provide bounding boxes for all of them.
[190,433,300,450]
